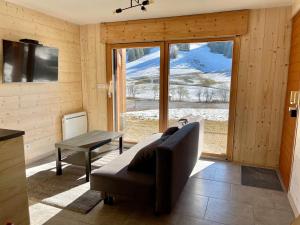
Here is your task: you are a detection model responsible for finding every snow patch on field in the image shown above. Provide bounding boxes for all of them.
[123,108,229,121]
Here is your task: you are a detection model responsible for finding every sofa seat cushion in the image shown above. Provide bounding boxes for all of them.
[90,133,161,199]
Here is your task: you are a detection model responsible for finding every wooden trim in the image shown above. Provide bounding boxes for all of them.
[201,152,227,160]
[166,37,236,44]
[106,44,114,131]
[101,10,249,44]
[160,42,169,131]
[226,37,240,161]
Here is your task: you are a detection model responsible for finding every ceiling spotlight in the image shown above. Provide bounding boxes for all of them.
[142,0,150,5]
[141,5,147,11]
[114,0,154,14]
[114,8,123,14]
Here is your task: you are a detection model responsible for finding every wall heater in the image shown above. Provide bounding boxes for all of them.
[62,112,88,140]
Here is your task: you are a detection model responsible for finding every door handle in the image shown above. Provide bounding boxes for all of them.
[289,91,300,118]
[289,107,298,118]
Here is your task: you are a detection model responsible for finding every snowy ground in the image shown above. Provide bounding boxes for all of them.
[123,108,229,121]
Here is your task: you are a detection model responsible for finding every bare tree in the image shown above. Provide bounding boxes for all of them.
[127,84,138,99]
[177,86,189,101]
[218,83,230,103]
[197,88,204,102]
[152,85,159,100]
[169,87,177,101]
[203,88,215,103]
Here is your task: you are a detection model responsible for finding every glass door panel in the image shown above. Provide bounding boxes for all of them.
[168,41,234,156]
[113,46,161,143]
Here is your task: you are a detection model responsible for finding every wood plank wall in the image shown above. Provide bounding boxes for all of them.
[80,7,292,168]
[234,7,292,167]
[80,25,107,131]
[0,1,83,163]
[101,10,249,43]
[293,0,300,16]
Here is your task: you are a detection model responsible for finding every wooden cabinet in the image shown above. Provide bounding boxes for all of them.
[0,130,30,225]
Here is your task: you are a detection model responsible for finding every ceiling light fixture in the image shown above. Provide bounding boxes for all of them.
[114,0,154,14]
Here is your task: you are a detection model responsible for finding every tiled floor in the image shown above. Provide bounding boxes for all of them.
[28,159,295,225]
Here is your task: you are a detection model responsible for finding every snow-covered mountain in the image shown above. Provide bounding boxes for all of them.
[126,43,233,79]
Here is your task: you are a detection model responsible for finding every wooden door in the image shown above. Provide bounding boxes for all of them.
[279,12,300,189]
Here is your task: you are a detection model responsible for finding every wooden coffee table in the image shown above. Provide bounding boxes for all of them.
[55,130,123,182]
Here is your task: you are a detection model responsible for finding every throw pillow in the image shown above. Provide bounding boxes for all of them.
[161,126,179,138]
[127,135,169,174]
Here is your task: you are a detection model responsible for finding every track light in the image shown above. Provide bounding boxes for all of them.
[142,0,150,5]
[114,0,154,14]
[114,8,122,14]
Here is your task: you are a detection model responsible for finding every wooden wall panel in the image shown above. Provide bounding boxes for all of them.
[80,24,107,131]
[234,7,292,167]
[293,0,300,17]
[101,10,249,44]
[0,0,83,163]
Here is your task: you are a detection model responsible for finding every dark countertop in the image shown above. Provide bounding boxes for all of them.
[0,129,25,142]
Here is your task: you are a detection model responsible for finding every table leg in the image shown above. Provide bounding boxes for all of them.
[119,136,123,154]
[56,147,62,175]
[85,151,91,182]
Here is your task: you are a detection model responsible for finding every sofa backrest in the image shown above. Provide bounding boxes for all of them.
[155,122,200,213]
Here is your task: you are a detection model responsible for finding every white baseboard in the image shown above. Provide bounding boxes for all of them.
[288,192,299,217]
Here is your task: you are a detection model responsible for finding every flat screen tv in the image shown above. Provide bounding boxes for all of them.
[2,40,58,83]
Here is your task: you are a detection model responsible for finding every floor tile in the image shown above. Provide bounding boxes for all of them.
[174,192,208,219]
[231,184,274,208]
[192,160,241,184]
[254,207,294,225]
[213,164,241,184]
[231,184,293,212]
[124,213,179,225]
[269,190,293,212]
[184,177,231,200]
[205,198,254,225]
[176,215,228,225]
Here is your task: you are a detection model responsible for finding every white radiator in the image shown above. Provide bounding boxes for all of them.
[62,112,88,140]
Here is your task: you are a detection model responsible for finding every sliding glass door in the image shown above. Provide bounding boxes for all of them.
[168,41,234,156]
[108,39,237,158]
[111,45,163,143]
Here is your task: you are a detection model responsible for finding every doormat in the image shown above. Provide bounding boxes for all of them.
[241,166,283,191]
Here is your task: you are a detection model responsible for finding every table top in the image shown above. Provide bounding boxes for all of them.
[0,129,25,142]
[55,130,123,151]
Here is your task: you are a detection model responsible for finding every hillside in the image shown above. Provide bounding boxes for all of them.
[126,43,233,79]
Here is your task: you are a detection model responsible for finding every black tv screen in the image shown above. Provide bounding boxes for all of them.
[2,40,58,83]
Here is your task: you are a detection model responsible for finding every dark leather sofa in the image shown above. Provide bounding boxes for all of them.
[90,122,200,214]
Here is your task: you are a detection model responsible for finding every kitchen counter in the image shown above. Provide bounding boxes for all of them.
[0,128,29,225]
[0,129,25,142]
